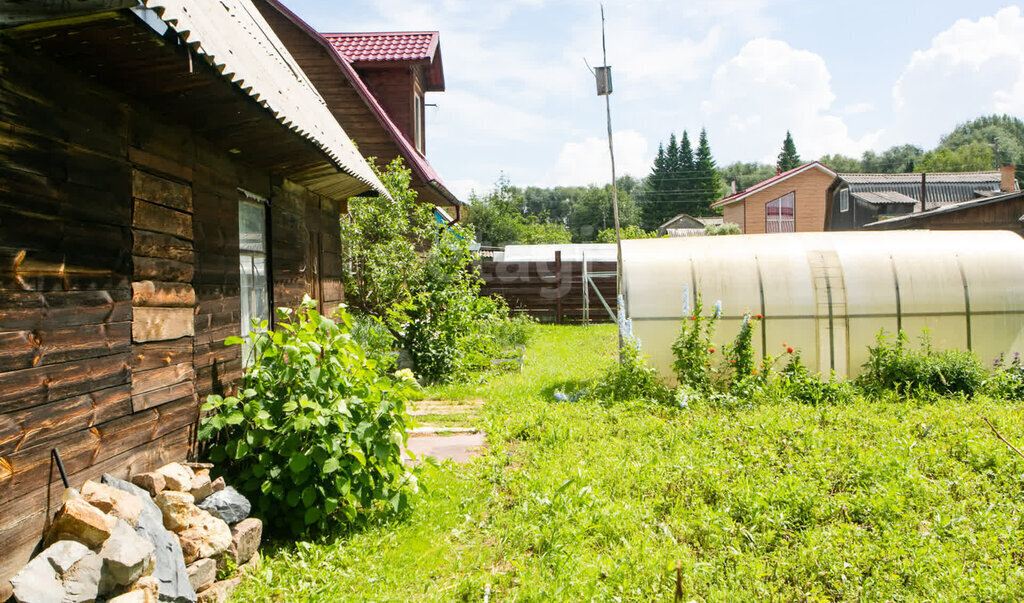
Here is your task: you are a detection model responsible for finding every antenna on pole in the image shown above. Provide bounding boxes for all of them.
[595,4,625,355]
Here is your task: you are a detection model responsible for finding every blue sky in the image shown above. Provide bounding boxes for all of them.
[284,1,1024,200]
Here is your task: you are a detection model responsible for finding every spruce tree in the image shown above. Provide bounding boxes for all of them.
[777,131,801,172]
[694,128,721,215]
[679,131,695,212]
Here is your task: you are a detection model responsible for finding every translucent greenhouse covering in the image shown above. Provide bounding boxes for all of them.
[622,230,1024,382]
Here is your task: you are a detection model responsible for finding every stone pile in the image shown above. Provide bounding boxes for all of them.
[9,463,262,603]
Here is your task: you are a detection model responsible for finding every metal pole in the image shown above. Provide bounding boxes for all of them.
[600,5,624,353]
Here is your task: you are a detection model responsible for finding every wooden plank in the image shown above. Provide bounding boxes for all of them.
[132,230,194,264]
[132,199,192,240]
[131,337,192,371]
[0,426,192,603]
[132,281,196,308]
[132,169,192,212]
[128,147,193,183]
[131,362,194,396]
[132,380,195,413]
[0,353,131,414]
[132,256,194,283]
[132,307,195,342]
[0,384,132,457]
[0,322,131,372]
[0,290,130,330]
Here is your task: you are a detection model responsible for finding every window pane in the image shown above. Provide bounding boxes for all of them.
[239,201,266,253]
[239,199,269,365]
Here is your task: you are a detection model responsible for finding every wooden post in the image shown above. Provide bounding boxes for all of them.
[555,250,563,325]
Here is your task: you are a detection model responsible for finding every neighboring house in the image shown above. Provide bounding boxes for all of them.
[826,166,1017,230]
[657,214,723,237]
[863,189,1024,236]
[255,1,463,220]
[0,1,387,594]
[711,162,838,233]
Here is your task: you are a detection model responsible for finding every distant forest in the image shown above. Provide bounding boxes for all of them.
[468,115,1024,245]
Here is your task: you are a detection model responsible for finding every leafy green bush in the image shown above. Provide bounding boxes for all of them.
[988,353,1024,400]
[350,314,397,371]
[199,297,419,537]
[775,352,857,405]
[858,330,987,397]
[590,340,672,404]
[595,224,657,243]
[705,222,741,235]
[671,297,717,393]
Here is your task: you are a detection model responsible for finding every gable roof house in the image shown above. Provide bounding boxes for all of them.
[863,188,1024,236]
[710,162,838,233]
[825,166,1017,230]
[657,214,724,237]
[0,1,388,595]
[254,1,463,220]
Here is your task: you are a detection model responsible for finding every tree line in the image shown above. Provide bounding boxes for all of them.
[468,114,1024,246]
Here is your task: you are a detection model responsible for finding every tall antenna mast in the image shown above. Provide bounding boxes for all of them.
[598,4,625,351]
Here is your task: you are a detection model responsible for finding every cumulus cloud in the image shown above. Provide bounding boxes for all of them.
[543,129,650,186]
[891,6,1024,146]
[702,38,881,162]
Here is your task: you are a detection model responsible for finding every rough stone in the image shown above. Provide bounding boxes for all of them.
[190,473,213,503]
[131,472,167,498]
[238,552,260,576]
[227,518,262,565]
[186,558,216,593]
[209,477,226,494]
[196,487,249,525]
[83,480,143,527]
[134,576,161,601]
[107,590,154,603]
[154,491,196,532]
[44,540,92,574]
[46,499,114,548]
[100,519,156,587]
[155,463,193,492]
[101,474,197,603]
[9,551,63,603]
[194,578,240,603]
[177,510,232,565]
[62,551,103,602]
[183,462,214,471]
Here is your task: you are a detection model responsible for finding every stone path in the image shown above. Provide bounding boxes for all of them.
[403,399,486,464]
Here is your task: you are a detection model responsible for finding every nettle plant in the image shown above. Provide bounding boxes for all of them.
[199,296,420,537]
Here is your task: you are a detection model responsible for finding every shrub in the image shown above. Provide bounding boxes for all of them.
[858,330,987,397]
[671,297,717,393]
[776,352,857,406]
[988,353,1024,400]
[591,340,672,404]
[350,314,397,371]
[705,222,741,236]
[199,297,419,537]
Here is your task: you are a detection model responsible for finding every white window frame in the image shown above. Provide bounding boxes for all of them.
[839,188,850,213]
[765,191,795,233]
[238,191,270,365]
[413,90,424,153]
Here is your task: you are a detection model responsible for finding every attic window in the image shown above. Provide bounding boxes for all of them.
[839,189,849,213]
[414,91,424,153]
[766,192,795,232]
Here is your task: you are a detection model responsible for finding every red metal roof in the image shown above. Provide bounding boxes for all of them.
[712,161,837,208]
[323,32,438,63]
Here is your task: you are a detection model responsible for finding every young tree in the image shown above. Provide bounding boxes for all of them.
[777,131,801,172]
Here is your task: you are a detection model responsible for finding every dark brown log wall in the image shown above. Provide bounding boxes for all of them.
[0,39,347,598]
[478,260,618,324]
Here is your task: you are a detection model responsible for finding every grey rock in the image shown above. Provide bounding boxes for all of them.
[185,559,216,593]
[62,550,102,602]
[196,487,250,525]
[100,519,156,587]
[10,548,63,603]
[43,540,91,574]
[102,474,197,603]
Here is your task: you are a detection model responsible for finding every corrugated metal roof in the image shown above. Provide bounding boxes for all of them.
[839,171,1001,184]
[141,0,389,200]
[851,191,919,206]
[839,172,1001,208]
[863,189,1024,229]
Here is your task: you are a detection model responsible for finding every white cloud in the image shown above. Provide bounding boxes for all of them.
[430,90,556,143]
[890,6,1024,146]
[702,38,882,162]
[448,178,484,201]
[542,129,650,186]
[841,102,874,115]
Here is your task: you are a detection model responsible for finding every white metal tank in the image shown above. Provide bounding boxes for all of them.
[622,231,1024,382]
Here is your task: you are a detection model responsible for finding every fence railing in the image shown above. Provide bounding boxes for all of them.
[476,252,617,323]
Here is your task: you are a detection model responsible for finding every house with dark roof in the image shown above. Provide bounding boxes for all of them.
[657,214,724,236]
[255,1,463,219]
[825,166,1017,230]
[710,162,838,233]
[862,189,1024,236]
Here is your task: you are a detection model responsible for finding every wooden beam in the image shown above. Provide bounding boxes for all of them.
[132,307,195,342]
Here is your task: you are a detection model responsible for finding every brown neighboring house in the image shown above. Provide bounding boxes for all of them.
[0,1,387,594]
[255,1,463,218]
[710,162,838,233]
[862,189,1024,236]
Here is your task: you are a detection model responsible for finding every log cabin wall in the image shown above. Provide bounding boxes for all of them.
[0,39,346,597]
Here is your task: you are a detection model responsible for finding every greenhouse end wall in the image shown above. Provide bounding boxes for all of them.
[622,231,1024,382]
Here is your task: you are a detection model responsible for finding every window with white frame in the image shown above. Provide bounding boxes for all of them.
[839,188,850,213]
[765,192,795,232]
[238,197,269,364]
[413,91,424,153]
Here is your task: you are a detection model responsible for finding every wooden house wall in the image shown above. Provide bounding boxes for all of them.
[358,68,415,146]
[0,40,346,597]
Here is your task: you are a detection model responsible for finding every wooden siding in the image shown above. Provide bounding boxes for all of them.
[0,38,346,598]
[722,203,745,232]
[478,260,618,323]
[866,196,1024,236]
[730,169,835,234]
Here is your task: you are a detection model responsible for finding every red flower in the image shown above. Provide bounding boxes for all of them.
[786,346,794,354]
[730,359,736,364]
[708,348,715,353]
[753,369,758,375]
[690,316,697,321]
[755,314,763,320]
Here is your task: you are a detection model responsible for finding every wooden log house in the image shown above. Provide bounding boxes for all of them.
[0,1,389,594]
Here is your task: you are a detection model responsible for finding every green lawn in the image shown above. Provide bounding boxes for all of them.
[235,324,1024,601]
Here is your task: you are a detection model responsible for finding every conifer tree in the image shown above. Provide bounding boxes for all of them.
[679,130,695,211]
[694,128,721,215]
[777,131,801,172]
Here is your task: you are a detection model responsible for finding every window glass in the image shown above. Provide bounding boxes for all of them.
[414,92,423,153]
[839,189,849,213]
[765,192,795,232]
[239,199,268,364]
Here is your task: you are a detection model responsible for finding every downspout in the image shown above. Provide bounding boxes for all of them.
[446,204,461,226]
